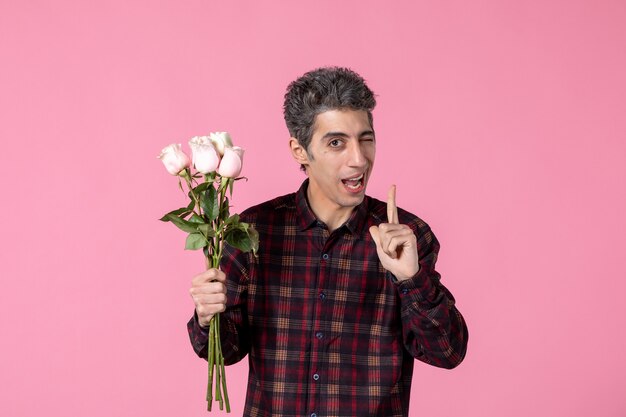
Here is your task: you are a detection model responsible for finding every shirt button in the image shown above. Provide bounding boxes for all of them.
[311,414,317,417]
[402,288,409,295]
[322,253,329,260]
[313,373,320,381]
[316,332,324,339]
[319,292,326,300]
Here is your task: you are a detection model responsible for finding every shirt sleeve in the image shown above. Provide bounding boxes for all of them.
[392,223,469,369]
[186,243,252,365]
[187,310,210,357]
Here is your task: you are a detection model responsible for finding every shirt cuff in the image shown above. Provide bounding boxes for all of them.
[188,311,210,351]
[389,267,436,304]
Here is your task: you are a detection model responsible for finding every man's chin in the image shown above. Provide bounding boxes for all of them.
[339,190,366,208]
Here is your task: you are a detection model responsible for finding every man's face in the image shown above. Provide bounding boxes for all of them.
[302,108,376,214]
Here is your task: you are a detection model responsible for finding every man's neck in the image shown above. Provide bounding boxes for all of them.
[306,186,354,233]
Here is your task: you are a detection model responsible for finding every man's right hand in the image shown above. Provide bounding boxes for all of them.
[190,268,227,329]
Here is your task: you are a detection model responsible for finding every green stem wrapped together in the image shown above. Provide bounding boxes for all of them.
[161,169,257,413]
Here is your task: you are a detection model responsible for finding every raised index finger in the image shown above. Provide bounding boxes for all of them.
[387,184,398,224]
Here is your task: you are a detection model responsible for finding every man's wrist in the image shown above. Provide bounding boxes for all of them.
[194,311,211,332]
[394,266,420,282]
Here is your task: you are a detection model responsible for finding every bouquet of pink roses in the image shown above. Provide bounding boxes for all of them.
[158,132,258,412]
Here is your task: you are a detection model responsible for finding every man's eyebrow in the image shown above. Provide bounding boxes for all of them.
[321,130,376,140]
[321,131,349,140]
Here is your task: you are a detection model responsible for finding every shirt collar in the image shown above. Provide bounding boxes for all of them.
[295,179,369,235]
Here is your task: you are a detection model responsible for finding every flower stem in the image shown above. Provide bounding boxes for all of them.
[206,314,214,411]
[216,312,230,412]
[182,170,203,218]
[202,176,231,412]
[214,313,223,410]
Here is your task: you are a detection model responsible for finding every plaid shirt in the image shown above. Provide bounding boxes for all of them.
[188,180,468,417]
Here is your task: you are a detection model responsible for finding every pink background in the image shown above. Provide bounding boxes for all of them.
[2,1,625,416]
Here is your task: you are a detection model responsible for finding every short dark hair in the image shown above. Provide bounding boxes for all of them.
[283,67,377,154]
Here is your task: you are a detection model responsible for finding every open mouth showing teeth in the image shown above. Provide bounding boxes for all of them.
[342,174,364,190]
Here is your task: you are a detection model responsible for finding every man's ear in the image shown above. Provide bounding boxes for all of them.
[289,137,310,166]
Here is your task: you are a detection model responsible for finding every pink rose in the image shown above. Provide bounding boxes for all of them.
[189,136,220,174]
[158,144,191,175]
[209,132,233,157]
[217,146,244,178]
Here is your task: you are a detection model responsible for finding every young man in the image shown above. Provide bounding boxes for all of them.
[188,67,468,417]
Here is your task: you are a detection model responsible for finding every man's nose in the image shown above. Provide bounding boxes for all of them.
[347,142,367,167]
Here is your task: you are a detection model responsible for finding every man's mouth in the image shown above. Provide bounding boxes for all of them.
[341,173,365,192]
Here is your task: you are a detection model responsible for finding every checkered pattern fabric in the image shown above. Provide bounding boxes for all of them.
[188,180,467,417]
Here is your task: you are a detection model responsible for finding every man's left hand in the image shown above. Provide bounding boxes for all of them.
[369,185,420,281]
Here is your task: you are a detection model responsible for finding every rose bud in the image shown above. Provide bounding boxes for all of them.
[209,132,233,157]
[189,136,220,174]
[158,144,191,176]
[217,146,244,178]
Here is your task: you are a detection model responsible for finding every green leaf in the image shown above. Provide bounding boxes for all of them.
[218,177,228,193]
[197,223,216,238]
[224,222,258,254]
[189,213,205,224]
[185,232,207,250]
[202,186,219,221]
[218,212,238,234]
[228,177,234,196]
[159,206,191,221]
[188,214,215,237]
[224,213,240,226]
[187,183,208,207]
[191,181,210,195]
[225,227,252,252]
[161,213,199,233]
[247,225,259,255]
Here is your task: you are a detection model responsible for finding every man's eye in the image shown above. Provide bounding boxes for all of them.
[329,139,341,147]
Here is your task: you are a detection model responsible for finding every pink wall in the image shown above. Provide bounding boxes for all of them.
[2,1,625,416]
